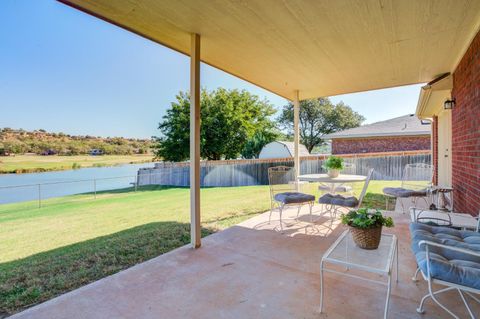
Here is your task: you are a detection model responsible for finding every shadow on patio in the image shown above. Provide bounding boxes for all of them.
[0,222,214,317]
[8,205,479,319]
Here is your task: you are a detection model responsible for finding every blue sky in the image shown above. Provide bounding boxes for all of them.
[0,0,424,139]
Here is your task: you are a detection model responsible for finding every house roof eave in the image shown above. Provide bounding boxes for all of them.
[325,132,431,140]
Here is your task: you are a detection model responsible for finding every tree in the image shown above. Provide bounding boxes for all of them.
[277,98,365,153]
[153,88,277,161]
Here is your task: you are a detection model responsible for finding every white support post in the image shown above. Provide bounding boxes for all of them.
[190,33,201,248]
[293,90,300,191]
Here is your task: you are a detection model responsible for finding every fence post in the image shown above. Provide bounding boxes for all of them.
[93,179,97,199]
[38,184,41,208]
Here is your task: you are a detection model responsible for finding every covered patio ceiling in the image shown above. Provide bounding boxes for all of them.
[59,0,480,100]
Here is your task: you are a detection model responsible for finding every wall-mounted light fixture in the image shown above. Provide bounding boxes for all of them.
[444,98,455,110]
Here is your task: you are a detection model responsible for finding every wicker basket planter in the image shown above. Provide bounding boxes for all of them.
[349,225,382,250]
[341,208,394,250]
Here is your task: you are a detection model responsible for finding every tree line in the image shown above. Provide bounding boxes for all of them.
[2,89,364,160]
[153,88,365,161]
[0,128,152,156]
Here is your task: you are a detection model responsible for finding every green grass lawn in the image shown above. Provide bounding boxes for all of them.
[0,181,400,315]
[0,154,154,174]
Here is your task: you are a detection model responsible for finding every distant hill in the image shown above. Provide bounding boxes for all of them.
[0,128,152,155]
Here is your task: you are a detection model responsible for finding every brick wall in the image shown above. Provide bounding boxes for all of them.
[451,29,480,215]
[331,135,431,155]
[432,116,438,185]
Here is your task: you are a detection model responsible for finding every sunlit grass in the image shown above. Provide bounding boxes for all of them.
[0,181,400,315]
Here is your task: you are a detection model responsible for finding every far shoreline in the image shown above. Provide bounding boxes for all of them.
[0,154,156,175]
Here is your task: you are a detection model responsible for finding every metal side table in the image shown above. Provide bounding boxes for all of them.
[320,230,398,319]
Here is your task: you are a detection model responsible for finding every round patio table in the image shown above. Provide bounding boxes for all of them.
[298,173,366,194]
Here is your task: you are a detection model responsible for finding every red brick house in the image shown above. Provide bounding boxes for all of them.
[324,114,431,155]
[416,29,480,215]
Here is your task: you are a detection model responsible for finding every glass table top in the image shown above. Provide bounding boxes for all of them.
[322,230,397,274]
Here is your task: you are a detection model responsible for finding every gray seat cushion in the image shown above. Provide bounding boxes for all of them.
[383,187,427,198]
[319,185,353,192]
[410,222,480,289]
[318,193,359,207]
[274,192,315,204]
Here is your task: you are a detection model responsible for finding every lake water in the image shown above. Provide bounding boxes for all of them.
[0,163,157,204]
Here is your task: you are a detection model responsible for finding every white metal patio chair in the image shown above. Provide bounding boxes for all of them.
[383,163,433,213]
[410,222,480,319]
[268,166,315,231]
[318,162,356,195]
[318,168,374,218]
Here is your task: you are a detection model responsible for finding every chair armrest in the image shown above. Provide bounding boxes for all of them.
[418,240,480,258]
[410,208,453,226]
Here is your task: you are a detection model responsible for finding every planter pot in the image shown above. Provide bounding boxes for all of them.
[327,169,340,178]
[349,225,382,250]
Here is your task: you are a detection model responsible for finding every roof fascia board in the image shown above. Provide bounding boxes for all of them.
[325,132,431,139]
[416,74,452,118]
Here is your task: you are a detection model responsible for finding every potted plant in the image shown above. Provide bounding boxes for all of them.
[341,208,394,249]
[323,155,344,178]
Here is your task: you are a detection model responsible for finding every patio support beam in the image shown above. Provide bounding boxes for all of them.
[293,90,300,190]
[190,33,201,248]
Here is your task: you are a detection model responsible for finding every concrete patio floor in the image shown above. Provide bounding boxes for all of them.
[11,203,479,319]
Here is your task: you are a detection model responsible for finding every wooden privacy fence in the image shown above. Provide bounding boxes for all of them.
[137,150,431,187]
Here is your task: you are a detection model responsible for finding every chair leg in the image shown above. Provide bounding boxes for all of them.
[417,282,460,318]
[268,207,273,224]
[457,289,476,319]
[326,204,332,219]
[465,292,480,304]
[399,197,406,214]
[412,267,421,282]
[309,202,313,223]
[279,205,284,232]
[330,205,337,219]
[296,205,301,219]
